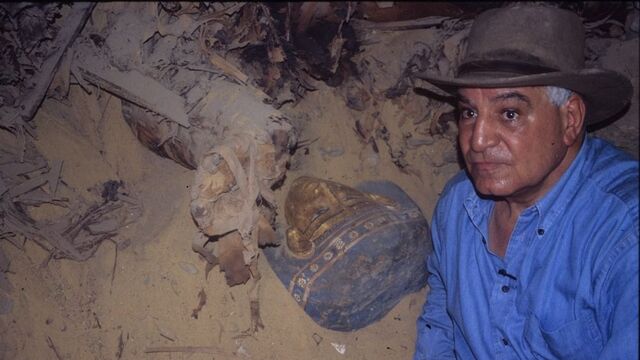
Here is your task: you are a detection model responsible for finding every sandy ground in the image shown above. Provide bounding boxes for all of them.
[1,5,637,360]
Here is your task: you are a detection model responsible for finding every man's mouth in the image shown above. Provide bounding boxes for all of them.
[470,161,505,172]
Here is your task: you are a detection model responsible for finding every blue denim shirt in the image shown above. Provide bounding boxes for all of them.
[414,136,639,359]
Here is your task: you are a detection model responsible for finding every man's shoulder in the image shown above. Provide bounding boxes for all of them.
[581,137,639,225]
[584,137,638,206]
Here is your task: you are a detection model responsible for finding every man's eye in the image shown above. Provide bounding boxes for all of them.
[503,109,519,121]
[460,109,476,120]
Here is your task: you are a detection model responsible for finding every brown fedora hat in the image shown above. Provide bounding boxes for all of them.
[414,5,633,125]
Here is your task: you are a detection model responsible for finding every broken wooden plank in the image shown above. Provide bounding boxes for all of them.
[0,179,6,197]
[75,57,191,128]
[14,188,68,207]
[144,346,238,357]
[47,160,63,196]
[2,173,49,200]
[4,3,96,126]
[209,53,249,85]
[0,160,47,178]
[351,16,450,31]
[1,176,140,261]
[0,248,9,272]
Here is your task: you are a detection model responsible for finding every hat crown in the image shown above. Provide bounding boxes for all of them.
[462,5,585,73]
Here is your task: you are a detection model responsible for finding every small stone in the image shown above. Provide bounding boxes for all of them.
[331,342,346,355]
[236,343,250,357]
[319,146,344,158]
[312,333,323,346]
[344,85,370,111]
[178,262,198,275]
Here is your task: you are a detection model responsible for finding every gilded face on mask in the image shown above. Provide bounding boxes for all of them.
[284,176,396,258]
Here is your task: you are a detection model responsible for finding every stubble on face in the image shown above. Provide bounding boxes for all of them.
[457,87,571,206]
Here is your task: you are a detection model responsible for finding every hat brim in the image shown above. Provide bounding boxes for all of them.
[414,68,633,125]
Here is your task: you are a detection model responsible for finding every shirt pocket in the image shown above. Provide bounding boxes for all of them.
[524,312,603,360]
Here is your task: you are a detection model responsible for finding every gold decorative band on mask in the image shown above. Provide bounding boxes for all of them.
[284,176,398,258]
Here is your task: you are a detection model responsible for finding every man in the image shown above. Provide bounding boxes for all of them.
[413,4,638,359]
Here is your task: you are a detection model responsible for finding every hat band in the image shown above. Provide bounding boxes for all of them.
[457,60,559,77]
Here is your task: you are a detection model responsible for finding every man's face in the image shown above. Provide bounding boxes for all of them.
[457,87,573,202]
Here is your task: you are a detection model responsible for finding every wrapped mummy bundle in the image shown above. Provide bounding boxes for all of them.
[122,79,296,286]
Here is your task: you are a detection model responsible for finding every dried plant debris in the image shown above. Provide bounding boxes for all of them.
[0,3,95,135]
[85,2,362,104]
[191,288,207,319]
[0,244,11,314]
[384,17,471,100]
[261,3,360,88]
[144,345,237,357]
[115,331,126,360]
[0,137,142,263]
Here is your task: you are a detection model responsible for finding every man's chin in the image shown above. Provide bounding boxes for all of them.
[471,180,513,198]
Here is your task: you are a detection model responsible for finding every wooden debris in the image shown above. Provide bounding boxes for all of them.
[209,53,249,85]
[74,58,191,128]
[282,2,359,86]
[47,49,74,101]
[0,249,9,273]
[46,336,63,360]
[191,288,207,319]
[248,275,264,333]
[0,3,95,131]
[1,153,143,261]
[356,2,467,22]
[46,160,63,196]
[144,346,238,357]
[92,312,102,329]
[109,240,118,288]
[115,331,125,360]
[351,16,449,32]
[153,320,177,342]
[0,273,11,294]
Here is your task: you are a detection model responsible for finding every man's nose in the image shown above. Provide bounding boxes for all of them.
[470,116,498,152]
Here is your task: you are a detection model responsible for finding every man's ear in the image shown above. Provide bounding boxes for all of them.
[561,94,586,146]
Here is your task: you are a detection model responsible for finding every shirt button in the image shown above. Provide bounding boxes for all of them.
[501,285,510,293]
[537,228,545,235]
[502,338,509,346]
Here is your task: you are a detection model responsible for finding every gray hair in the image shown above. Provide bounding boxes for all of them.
[546,86,574,108]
